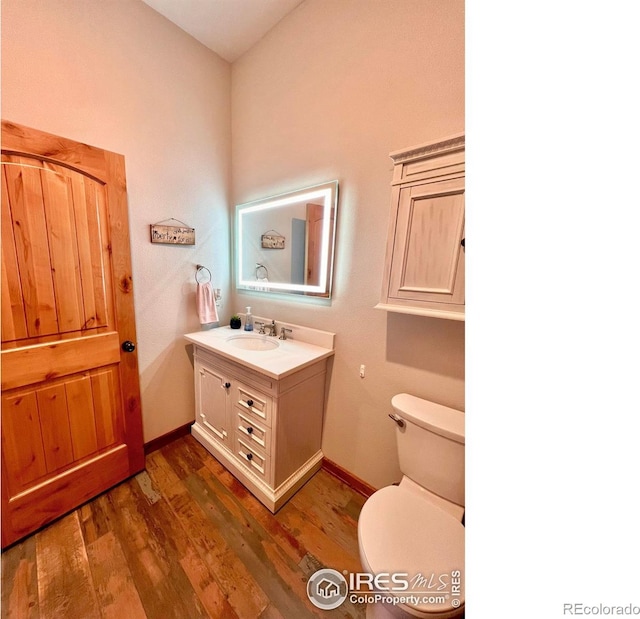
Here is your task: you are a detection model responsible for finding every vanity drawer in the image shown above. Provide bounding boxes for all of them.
[236,411,270,454]
[194,347,275,394]
[234,384,272,427]
[235,434,270,482]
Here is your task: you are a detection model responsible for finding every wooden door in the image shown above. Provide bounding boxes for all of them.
[305,202,335,296]
[1,120,144,547]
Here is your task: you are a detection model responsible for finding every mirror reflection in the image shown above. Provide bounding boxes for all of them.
[236,181,338,298]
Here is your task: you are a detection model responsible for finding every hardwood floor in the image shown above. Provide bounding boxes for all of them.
[1,436,367,618]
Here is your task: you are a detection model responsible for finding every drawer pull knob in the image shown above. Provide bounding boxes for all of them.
[224,382,231,389]
[247,399,254,407]
[247,453,253,461]
[247,427,254,434]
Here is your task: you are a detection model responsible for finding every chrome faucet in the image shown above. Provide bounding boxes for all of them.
[255,321,266,334]
[268,320,277,336]
[279,327,292,340]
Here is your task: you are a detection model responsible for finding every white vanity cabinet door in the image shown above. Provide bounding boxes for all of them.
[195,360,230,446]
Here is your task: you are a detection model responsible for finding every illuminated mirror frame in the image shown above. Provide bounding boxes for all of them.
[235,180,338,298]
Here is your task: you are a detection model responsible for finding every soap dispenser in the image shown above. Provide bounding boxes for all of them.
[244,307,254,331]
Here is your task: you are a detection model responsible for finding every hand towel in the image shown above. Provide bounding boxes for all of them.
[197,281,219,324]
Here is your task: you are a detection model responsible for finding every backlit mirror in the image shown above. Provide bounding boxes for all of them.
[235,181,338,298]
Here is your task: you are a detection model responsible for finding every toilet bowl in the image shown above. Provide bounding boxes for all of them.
[357,394,465,618]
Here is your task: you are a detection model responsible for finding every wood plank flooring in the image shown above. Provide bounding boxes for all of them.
[1,435,367,618]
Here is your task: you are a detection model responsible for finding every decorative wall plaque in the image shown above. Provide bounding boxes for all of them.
[150,219,195,245]
[261,231,285,249]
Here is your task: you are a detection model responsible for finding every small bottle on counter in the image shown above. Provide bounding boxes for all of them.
[244,306,254,331]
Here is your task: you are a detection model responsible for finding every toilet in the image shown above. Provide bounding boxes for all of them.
[357,394,465,618]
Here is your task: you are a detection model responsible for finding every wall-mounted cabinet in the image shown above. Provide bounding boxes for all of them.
[376,134,465,320]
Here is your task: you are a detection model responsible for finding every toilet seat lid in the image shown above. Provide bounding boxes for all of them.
[358,486,465,615]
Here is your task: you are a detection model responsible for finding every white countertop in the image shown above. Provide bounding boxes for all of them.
[184,326,335,379]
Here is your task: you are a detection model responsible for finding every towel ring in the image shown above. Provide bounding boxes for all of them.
[256,262,269,280]
[195,265,211,284]
[255,263,268,280]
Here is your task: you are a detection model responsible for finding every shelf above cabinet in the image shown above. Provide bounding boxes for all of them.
[374,302,465,321]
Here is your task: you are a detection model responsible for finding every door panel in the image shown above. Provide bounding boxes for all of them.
[1,120,143,547]
[389,179,465,305]
[1,172,29,342]
[66,374,100,460]
[305,202,322,286]
[0,332,121,391]
[196,361,229,444]
[1,156,113,346]
[0,391,47,491]
[2,158,59,339]
[37,383,76,472]
[1,366,124,497]
[4,446,130,545]
[305,202,335,296]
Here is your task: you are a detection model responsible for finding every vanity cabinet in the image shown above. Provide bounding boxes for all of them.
[377,134,465,320]
[191,345,328,512]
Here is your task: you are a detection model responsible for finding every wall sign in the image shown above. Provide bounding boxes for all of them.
[150,219,195,245]
[261,230,285,249]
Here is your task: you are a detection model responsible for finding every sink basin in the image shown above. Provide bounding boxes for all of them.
[226,335,280,351]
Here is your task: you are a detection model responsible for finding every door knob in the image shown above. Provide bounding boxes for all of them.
[121,340,136,353]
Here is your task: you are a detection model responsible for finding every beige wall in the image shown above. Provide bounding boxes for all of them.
[231,0,465,488]
[1,0,232,442]
[2,0,464,490]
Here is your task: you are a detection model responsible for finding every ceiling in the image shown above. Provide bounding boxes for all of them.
[141,0,305,63]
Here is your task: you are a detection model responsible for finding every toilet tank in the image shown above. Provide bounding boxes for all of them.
[392,393,465,507]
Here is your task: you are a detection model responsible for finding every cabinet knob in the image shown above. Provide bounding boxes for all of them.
[461,238,465,251]
[246,453,253,461]
[121,340,136,353]
[224,382,231,389]
[247,427,254,434]
[246,399,254,407]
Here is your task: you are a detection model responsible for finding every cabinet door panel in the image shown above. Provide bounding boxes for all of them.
[389,180,464,305]
[196,362,229,444]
